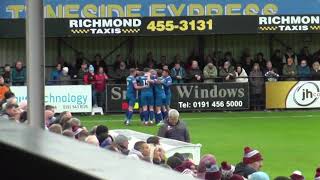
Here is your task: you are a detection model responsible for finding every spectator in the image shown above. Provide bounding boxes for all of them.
[213,51,224,68]
[115,61,129,84]
[74,52,84,70]
[223,52,236,66]
[147,136,160,146]
[2,64,11,84]
[249,63,264,110]
[113,54,124,70]
[84,65,97,106]
[282,58,297,81]
[162,65,169,70]
[85,135,99,146]
[62,130,75,138]
[50,63,62,84]
[234,147,263,178]
[248,172,270,180]
[270,49,282,74]
[95,125,113,148]
[203,61,218,83]
[315,168,320,180]
[58,67,72,85]
[298,46,312,65]
[290,171,304,180]
[128,141,151,162]
[45,110,55,128]
[48,124,62,134]
[205,164,222,180]
[167,155,184,169]
[73,126,89,141]
[175,160,197,177]
[254,52,267,68]
[240,48,252,65]
[283,47,298,65]
[186,60,203,83]
[221,161,235,180]
[311,61,320,80]
[108,134,130,155]
[171,62,186,84]
[264,61,279,82]
[170,54,185,69]
[12,61,26,86]
[157,55,167,69]
[76,62,88,84]
[242,56,253,75]
[92,54,106,71]
[0,76,10,101]
[145,52,156,69]
[197,154,217,179]
[235,64,248,83]
[152,146,166,165]
[230,174,246,180]
[297,59,311,80]
[0,103,19,121]
[94,67,108,109]
[158,109,190,142]
[220,61,235,82]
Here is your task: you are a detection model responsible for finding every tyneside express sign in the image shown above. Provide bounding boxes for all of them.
[2,15,320,37]
[105,83,249,112]
[2,0,319,19]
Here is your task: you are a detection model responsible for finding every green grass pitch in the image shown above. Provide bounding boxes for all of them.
[79,111,320,179]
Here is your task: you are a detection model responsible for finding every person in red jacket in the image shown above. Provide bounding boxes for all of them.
[83,65,97,107]
[94,67,108,110]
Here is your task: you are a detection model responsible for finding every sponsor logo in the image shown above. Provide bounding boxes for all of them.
[69,18,142,35]
[293,82,320,106]
[258,15,320,32]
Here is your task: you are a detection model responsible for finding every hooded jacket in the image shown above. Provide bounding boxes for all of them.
[157,120,190,143]
[234,162,256,178]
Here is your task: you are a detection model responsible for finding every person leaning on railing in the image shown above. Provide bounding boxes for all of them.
[186,60,203,83]
[297,59,311,81]
[282,57,297,81]
[203,60,218,83]
[219,61,236,82]
[235,64,248,83]
[264,61,279,82]
[170,61,186,84]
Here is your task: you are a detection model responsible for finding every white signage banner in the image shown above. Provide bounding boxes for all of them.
[286,81,320,108]
[10,85,92,113]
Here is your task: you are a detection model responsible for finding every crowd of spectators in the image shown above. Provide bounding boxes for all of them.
[0,100,318,180]
[2,46,320,110]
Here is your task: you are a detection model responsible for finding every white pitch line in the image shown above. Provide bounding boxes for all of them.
[80,115,316,122]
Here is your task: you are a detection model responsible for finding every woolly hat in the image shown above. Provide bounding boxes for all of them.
[89,65,94,72]
[243,146,263,164]
[205,164,222,180]
[290,171,304,180]
[315,168,320,180]
[230,174,246,180]
[248,172,270,180]
[221,161,235,178]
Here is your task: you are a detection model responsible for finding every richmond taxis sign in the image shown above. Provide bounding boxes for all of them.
[69,18,142,35]
[258,15,320,32]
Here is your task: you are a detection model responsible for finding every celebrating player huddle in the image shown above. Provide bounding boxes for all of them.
[125,68,172,126]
